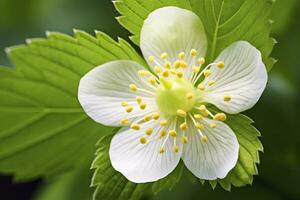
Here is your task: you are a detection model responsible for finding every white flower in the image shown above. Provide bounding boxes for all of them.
[78,7,267,183]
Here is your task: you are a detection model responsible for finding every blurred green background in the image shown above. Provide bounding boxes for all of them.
[0,0,299,200]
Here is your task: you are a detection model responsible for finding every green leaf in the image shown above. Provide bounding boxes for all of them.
[115,0,276,71]
[91,134,184,200]
[0,30,145,181]
[207,106,263,191]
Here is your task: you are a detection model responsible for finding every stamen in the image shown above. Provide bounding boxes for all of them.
[165,62,172,69]
[121,101,128,107]
[210,123,217,128]
[125,106,133,113]
[208,80,215,86]
[181,136,188,144]
[154,66,162,74]
[162,69,169,78]
[129,84,137,92]
[148,77,156,86]
[204,70,211,77]
[197,57,205,65]
[159,130,166,139]
[178,52,185,60]
[177,109,187,118]
[174,60,181,69]
[194,114,203,120]
[138,70,151,76]
[170,69,177,75]
[180,60,188,68]
[148,56,155,63]
[140,137,147,144]
[159,147,165,154]
[139,102,147,110]
[201,135,208,143]
[172,145,179,153]
[186,93,194,100]
[145,128,153,136]
[198,105,207,112]
[197,84,205,91]
[180,122,188,130]
[190,49,197,57]
[224,95,231,102]
[169,130,177,138]
[143,114,152,122]
[176,71,183,78]
[161,52,168,60]
[153,112,160,120]
[136,96,142,104]
[160,120,168,126]
[192,66,200,73]
[131,123,140,130]
[214,113,227,121]
[216,61,225,69]
[120,118,129,125]
[195,123,205,130]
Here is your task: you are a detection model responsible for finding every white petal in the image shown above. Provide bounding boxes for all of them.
[182,119,239,180]
[201,41,268,114]
[78,60,157,126]
[109,119,182,183]
[140,6,207,79]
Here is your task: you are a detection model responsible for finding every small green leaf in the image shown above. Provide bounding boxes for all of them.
[0,30,145,181]
[115,0,276,71]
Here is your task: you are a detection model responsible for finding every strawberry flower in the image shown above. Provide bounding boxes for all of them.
[78,7,267,183]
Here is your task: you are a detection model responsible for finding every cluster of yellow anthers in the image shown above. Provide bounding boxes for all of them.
[119,49,231,154]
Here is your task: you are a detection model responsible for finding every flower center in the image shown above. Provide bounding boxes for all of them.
[156,78,196,116]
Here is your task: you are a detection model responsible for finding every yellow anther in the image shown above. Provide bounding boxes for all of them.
[199,105,207,112]
[148,56,155,63]
[186,93,194,100]
[138,70,151,76]
[161,52,168,60]
[154,66,161,74]
[177,109,187,118]
[129,84,137,92]
[125,106,133,113]
[216,61,225,69]
[159,147,165,154]
[180,60,188,68]
[169,130,177,138]
[181,136,188,144]
[224,95,231,102]
[139,102,147,110]
[159,130,166,139]
[178,52,185,60]
[160,120,168,126]
[172,145,179,153]
[165,62,172,69]
[136,96,142,104]
[192,66,200,73]
[197,57,205,65]
[148,77,156,86]
[204,70,211,77]
[214,113,227,121]
[194,114,203,120]
[201,135,208,143]
[120,118,129,125]
[162,69,169,78]
[176,71,183,78]
[121,101,128,107]
[180,122,188,131]
[190,49,197,57]
[145,128,153,136]
[143,114,152,122]
[208,80,215,86]
[174,60,181,69]
[202,110,209,117]
[153,112,160,120]
[140,137,147,144]
[195,123,205,130]
[197,84,205,91]
[131,123,140,130]
[210,123,217,128]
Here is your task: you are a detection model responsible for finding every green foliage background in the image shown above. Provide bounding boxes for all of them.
[0,0,299,200]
